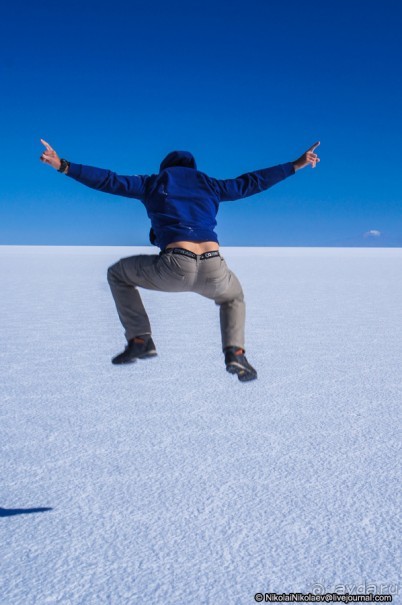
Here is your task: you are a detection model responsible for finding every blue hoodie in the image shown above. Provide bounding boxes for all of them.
[67,151,295,250]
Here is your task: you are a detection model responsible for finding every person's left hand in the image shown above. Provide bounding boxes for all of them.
[39,139,62,170]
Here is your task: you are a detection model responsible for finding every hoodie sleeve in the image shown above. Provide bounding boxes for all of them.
[66,163,150,201]
[210,162,295,202]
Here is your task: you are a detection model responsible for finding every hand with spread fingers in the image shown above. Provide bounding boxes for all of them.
[39,139,62,170]
[293,141,321,171]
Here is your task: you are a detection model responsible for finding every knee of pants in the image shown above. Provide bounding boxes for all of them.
[216,285,245,307]
[236,287,245,303]
[107,261,122,285]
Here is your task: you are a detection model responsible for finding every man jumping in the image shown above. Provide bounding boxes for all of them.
[40,139,320,382]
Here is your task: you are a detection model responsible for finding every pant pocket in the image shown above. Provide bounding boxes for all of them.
[158,254,187,281]
[202,271,229,298]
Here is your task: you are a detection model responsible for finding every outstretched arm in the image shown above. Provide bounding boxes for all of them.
[210,141,321,202]
[39,139,150,201]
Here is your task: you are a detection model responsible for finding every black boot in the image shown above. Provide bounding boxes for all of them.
[224,346,257,382]
[112,336,157,365]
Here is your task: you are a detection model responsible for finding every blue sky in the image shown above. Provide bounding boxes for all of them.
[1,0,401,246]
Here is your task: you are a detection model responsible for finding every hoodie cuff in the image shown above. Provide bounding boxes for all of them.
[66,162,82,179]
[282,162,296,177]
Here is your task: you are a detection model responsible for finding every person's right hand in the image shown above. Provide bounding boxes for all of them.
[39,139,61,170]
[293,141,320,171]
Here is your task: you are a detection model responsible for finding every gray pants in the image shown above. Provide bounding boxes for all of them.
[107,251,245,351]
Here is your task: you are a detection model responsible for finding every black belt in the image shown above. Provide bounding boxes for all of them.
[161,247,220,260]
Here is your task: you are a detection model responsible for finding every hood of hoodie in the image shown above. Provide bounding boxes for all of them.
[159,150,197,172]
